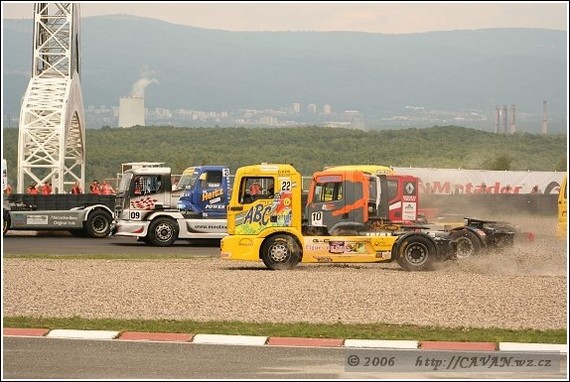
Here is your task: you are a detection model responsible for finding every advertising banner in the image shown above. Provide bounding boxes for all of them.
[393,167,565,195]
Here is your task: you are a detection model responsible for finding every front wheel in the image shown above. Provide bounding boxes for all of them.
[395,234,436,271]
[147,217,179,246]
[449,229,482,258]
[84,210,112,238]
[261,234,301,270]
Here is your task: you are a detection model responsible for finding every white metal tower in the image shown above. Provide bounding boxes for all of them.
[17,3,85,194]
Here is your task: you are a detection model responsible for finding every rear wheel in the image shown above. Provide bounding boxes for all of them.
[147,217,179,246]
[261,234,301,270]
[449,229,482,258]
[395,234,436,271]
[84,211,112,238]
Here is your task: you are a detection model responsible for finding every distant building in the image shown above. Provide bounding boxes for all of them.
[260,116,278,126]
[308,103,317,113]
[292,102,301,113]
[118,96,145,128]
[323,104,332,115]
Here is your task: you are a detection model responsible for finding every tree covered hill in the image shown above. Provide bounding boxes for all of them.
[2,125,567,188]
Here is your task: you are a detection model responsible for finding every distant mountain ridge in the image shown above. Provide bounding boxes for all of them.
[2,15,567,129]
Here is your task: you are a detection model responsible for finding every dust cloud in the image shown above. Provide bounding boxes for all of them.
[438,214,567,276]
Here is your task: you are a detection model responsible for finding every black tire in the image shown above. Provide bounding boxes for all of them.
[261,234,301,270]
[449,229,482,258]
[84,210,113,238]
[147,217,179,246]
[394,233,436,271]
[3,209,10,236]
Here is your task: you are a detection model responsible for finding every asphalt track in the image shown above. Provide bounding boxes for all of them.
[3,337,567,379]
[2,232,221,256]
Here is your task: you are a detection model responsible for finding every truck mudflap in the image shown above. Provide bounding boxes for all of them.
[410,231,458,262]
[430,233,459,261]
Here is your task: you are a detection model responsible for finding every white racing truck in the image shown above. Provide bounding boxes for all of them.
[112,165,230,246]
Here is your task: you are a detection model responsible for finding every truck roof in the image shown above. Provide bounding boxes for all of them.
[121,162,166,174]
[312,169,372,183]
[235,163,298,176]
[323,164,394,175]
[182,165,229,175]
[127,167,171,176]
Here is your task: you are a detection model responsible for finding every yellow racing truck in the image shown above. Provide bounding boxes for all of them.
[221,163,457,271]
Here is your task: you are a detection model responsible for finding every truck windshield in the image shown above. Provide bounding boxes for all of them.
[118,173,133,194]
[177,174,198,190]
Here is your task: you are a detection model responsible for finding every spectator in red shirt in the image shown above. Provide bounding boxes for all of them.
[100,180,115,195]
[90,180,101,194]
[41,182,52,195]
[27,184,39,195]
[71,181,82,194]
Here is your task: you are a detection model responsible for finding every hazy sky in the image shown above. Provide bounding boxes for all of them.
[1,1,568,34]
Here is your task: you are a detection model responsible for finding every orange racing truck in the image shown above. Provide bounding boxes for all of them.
[306,168,420,236]
[221,163,456,271]
[311,166,532,258]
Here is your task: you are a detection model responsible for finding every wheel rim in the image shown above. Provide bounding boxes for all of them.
[93,216,109,234]
[155,222,173,241]
[269,242,289,263]
[455,237,474,258]
[404,242,429,265]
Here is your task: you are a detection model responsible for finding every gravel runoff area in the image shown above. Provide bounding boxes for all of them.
[3,215,567,331]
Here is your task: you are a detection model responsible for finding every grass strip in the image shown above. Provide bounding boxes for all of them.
[3,316,566,344]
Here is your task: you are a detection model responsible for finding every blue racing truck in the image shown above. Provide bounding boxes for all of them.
[175,165,232,219]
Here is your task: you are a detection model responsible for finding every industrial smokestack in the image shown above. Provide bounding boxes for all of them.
[118,68,158,128]
[542,100,548,135]
[510,105,516,134]
[502,105,508,134]
[494,105,500,134]
[118,96,145,128]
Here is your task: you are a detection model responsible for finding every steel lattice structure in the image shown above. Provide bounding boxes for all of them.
[17,3,85,194]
